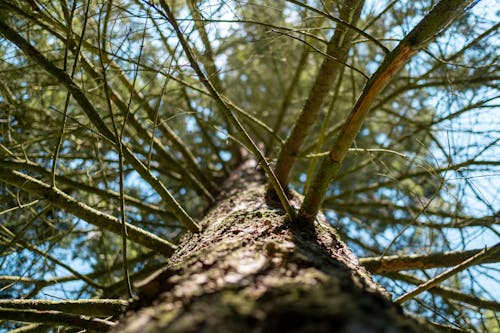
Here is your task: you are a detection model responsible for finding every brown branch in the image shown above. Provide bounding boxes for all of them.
[299,0,479,223]
[0,19,200,232]
[360,248,500,274]
[387,272,500,311]
[394,243,500,304]
[0,168,176,256]
[0,299,128,316]
[272,0,364,190]
[0,159,174,220]
[156,0,295,220]
[0,308,114,331]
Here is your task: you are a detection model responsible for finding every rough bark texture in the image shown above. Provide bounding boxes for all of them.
[113,160,435,333]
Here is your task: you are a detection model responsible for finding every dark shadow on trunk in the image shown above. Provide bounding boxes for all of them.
[113,161,435,333]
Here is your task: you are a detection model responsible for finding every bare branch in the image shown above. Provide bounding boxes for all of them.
[273,0,364,190]
[299,0,477,222]
[285,0,390,54]
[387,272,500,311]
[0,299,128,316]
[360,248,500,273]
[0,308,115,331]
[394,243,499,304]
[156,0,296,220]
[0,19,200,232]
[0,168,177,256]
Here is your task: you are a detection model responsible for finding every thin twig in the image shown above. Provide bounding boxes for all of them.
[156,1,296,220]
[0,20,200,232]
[285,0,390,54]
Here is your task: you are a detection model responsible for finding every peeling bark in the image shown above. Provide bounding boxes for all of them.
[113,161,435,333]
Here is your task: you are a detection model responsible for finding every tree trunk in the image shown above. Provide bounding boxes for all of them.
[113,160,434,333]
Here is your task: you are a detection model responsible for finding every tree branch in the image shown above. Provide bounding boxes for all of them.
[273,0,364,190]
[360,248,500,273]
[387,272,500,311]
[285,0,390,54]
[0,159,174,220]
[0,308,115,331]
[156,0,296,220]
[394,243,499,304]
[0,299,128,316]
[299,0,476,223]
[0,168,176,256]
[0,19,200,232]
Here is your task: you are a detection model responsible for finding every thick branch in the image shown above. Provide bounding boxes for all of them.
[273,0,364,189]
[360,248,500,273]
[0,308,114,331]
[0,299,128,316]
[299,0,475,222]
[0,20,200,232]
[0,168,176,256]
[394,243,499,304]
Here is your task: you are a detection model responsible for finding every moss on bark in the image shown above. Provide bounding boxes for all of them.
[113,162,435,332]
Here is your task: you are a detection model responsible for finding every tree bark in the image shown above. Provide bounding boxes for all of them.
[113,160,435,333]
